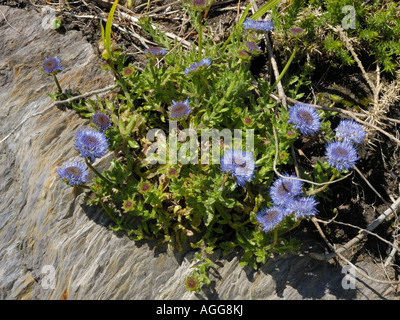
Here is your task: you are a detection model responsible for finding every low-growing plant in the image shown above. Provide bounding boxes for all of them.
[271,0,400,73]
[50,0,369,292]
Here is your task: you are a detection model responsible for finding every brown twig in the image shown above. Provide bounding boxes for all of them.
[311,219,400,285]
[235,0,241,23]
[331,219,400,253]
[311,196,400,261]
[265,33,288,110]
[335,250,400,285]
[54,84,117,105]
[0,84,116,145]
[352,164,390,207]
[0,7,22,33]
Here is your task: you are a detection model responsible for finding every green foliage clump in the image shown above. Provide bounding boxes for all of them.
[272,0,400,73]
[88,9,307,272]
[50,0,368,292]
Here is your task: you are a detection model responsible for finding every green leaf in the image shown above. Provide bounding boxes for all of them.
[52,18,62,30]
[124,114,146,136]
[104,0,119,60]
[268,47,297,95]
[215,203,231,223]
[127,138,139,149]
[239,251,253,268]
[205,210,214,226]
[251,0,283,20]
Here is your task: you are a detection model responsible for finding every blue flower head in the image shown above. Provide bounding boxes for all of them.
[288,103,321,136]
[335,119,366,145]
[232,151,255,186]
[220,149,255,187]
[325,140,358,172]
[286,196,319,219]
[57,159,89,186]
[256,206,285,233]
[42,56,63,75]
[184,58,211,75]
[144,46,167,58]
[75,128,109,162]
[220,149,236,173]
[92,113,111,131]
[169,99,191,119]
[243,19,274,32]
[269,173,303,206]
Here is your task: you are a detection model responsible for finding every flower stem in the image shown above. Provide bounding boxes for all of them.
[99,199,119,225]
[271,228,278,247]
[265,228,279,250]
[84,158,114,186]
[307,174,337,196]
[107,58,133,107]
[149,62,158,82]
[199,74,209,89]
[197,12,203,60]
[52,73,62,94]
[280,219,302,235]
[220,174,228,189]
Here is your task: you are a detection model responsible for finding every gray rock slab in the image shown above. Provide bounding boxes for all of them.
[0,5,397,300]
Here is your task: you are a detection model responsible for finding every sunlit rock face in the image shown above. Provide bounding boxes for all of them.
[0,5,396,300]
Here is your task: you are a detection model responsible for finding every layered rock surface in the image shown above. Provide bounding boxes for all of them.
[0,5,397,300]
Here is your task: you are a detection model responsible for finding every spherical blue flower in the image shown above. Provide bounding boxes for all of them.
[220,150,255,187]
[220,149,236,173]
[286,196,318,219]
[169,99,191,119]
[256,206,285,233]
[42,56,63,74]
[269,173,303,206]
[56,159,89,186]
[92,113,112,131]
[325,140,358,172]
[335,119,366,145]
[288,103,321,136]
[144,46,167,58]
[232,151,255,186]
[243,19,274,32]
[184,58,211,75]
[75,128,109,162]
